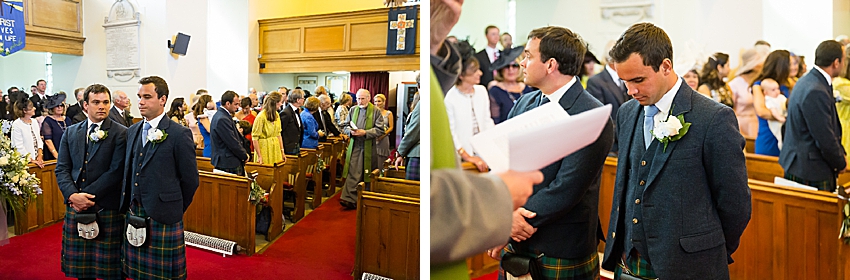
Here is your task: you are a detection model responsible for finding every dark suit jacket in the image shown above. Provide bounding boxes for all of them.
[587,69,629,124]
[210,107,248,169]
[30,94,45,116]
[505,81,614,259]
[280,105,303,155]
[120,117,199,224]
[55,117,127,211]
[108,106,131,127]
[313,108,341,142]
[474,49,495,86]
[65,103,85,124]
[779,69,846,181]
[602,81,752,279]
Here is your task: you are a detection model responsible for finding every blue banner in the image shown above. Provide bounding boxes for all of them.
[0,0,25,56]
[386,6,417,55]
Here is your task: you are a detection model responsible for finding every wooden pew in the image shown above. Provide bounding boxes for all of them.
[458,162,501,278]
[745,153,850,186]
[729,179,850,279]
[744,136,756,153]
[322,137,342,196]
[334,137,348,187]
[285,151,311,222]
[301,146,323,210]
[184,171,257,255]
[354,176,420,280]
[14,161,64,235]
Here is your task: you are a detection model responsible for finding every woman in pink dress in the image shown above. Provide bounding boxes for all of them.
[729,47,767,138]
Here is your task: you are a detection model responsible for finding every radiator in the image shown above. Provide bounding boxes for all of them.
[184,231,239,257]
[361,272,393,280]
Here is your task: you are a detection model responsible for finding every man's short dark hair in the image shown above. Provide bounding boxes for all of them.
[527,26,586,76]
[221,90,239,105]
[138,76,169,99]
[755,40,771,48]
[814,40,844,68]
[609,22,673,72]
[7,87,18,93]
[83,84,112,103]
[485,25,499,35]
[36,79,46,86]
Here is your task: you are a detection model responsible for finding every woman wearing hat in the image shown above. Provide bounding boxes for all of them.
[729,47,767,138]
[487,46,533,124]
[41,93,71,161]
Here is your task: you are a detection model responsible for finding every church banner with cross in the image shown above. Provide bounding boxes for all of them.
[386,6,417,55]
[0,0,25,56]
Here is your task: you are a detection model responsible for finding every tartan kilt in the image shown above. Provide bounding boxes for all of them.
[499,244,600,280]
[405,157,420,181]
[61,206,125,280]
[123,203,187,280]
[784,172,836,192]
[614,250,657,280]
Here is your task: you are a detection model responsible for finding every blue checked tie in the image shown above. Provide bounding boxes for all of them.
[644,105,659,149]
[142,122,151,146]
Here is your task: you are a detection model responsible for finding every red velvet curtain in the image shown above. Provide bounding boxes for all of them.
[349,72,390,97]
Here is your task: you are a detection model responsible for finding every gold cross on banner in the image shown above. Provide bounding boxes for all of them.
[389,13,414,51]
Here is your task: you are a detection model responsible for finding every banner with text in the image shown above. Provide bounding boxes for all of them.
[386,6,417,55]
[0,0,25,56]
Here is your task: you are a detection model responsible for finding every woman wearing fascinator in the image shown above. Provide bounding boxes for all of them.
[42,93,71,161]
[10,93,44,168]
[488,45,533,124]
[444,40,494,172]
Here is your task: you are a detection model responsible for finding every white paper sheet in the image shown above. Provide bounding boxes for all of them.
[471,103,611,173]
[773,177,818,191]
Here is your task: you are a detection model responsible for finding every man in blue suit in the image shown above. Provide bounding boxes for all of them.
[120,76,199,280]
[488,26,614,280]
[211,90,248,176]
[780,40,847,191]
[601,23,751,279]
[56,84,128,280]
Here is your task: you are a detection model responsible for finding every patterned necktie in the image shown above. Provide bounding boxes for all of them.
[88,124,98,144]
[142,122,151,145]
[539,95,550,106]
[644,105,659,149]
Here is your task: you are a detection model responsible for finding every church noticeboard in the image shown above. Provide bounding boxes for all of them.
[103,0,141,82]
[0,0,25,56]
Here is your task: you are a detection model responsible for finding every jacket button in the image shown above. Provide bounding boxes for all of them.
[140,153,143,156]
[82,179,85,182]
[633,218,638,224]
[612,232,616,238]
[135,183,138,186]
[641,160,646,166]
[84,161,87,164]
[635,199,641,204]
[639,180,645,186]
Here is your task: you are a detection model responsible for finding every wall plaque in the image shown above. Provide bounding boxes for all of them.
[103,0,141,82]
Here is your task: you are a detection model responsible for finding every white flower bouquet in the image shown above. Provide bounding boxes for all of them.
[0,133,42,212]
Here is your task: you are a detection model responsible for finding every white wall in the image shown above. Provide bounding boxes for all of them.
[450,0,509,51]
[207,0,248,98]
[0,51,45,95]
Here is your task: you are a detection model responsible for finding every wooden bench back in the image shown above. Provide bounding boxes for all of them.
[15,161,63,235]
[184,171,256,255]
[355,179,420,280]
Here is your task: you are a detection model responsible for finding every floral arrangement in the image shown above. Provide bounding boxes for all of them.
[0,127,42,212]
[316,157,326,173]
[842,202,850,244]
[89,128,108,142]
[247,173,268,214]
[650,105,691,152]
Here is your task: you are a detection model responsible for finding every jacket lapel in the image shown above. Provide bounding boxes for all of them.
[602,73,625,104]
[87,118,111,161]
[141,118,171,168]
[73,122,86,169]
[557,81,583,111]
[645,81,693,188]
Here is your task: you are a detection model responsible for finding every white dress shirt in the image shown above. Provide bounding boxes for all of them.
[485,45,499,63]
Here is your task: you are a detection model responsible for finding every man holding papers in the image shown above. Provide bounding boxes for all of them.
[601,23,751,279]
[488,26,614,280]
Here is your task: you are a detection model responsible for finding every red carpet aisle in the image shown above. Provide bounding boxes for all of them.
[473,270,613,280]
[0,193,357,280]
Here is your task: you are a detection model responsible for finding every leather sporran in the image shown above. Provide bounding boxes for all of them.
[501,252,543,280]
[75,213,99,240]
[126,214,150,247]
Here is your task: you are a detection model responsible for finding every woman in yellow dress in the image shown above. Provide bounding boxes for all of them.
[252,91,285,164]
[835,50,850,156]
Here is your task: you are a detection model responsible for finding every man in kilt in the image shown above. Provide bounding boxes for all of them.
[56,84,128,280]
[120,76,199,279]
[487,26,615,280]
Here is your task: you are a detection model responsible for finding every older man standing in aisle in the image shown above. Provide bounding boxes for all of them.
[339,89,384,210]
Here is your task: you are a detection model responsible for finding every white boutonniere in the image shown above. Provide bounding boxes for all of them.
[651,105,691,152]
[147,128,168,146]
[89,128,108,142]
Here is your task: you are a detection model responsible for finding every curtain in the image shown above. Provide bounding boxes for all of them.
[349,72,390,97]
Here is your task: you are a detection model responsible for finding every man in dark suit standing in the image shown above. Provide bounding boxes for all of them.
[280,89,305,155]
[211,90,248,176]
[65,88,87,124]
[314,94,341,142]
[486,26,613,279]
[601,23,751,279]
[475,25,501,87]
[120,76,198,280]
[780,40,847,191]
[55,84,128,280]
[108,90,132,127]
[587,49,630,154]
[30,80,47,116]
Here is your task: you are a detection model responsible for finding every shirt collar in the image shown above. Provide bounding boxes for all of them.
[648,76,683,117]
[541,76,577,104]
[814,66,833,86]
[485,46,499,61]
[87,119,104,131]
[144,111,166,130]
[290,103,300,111]
[605,65,621,86]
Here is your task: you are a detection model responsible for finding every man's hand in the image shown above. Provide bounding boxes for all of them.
[510,207,537,242]
[497,170,543,209]
[69,193,96,212]
[393,156,404,170]
[430,0,463,55]
[487,243,507,260]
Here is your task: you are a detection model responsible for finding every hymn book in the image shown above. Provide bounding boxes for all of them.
[471,103,612,173]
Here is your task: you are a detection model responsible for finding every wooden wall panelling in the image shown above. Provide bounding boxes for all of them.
[23,0,85,55]
[15,161,63,235]
[258,7,419,73]
[185,171,256,256]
